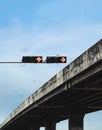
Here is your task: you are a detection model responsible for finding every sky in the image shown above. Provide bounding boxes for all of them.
[0,0,102,130]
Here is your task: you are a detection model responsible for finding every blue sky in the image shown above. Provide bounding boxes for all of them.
[0,0,102,130]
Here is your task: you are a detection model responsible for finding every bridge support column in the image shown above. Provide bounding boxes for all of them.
[30,126,40,130]
[45,120,56,130]
[69,112,85,130]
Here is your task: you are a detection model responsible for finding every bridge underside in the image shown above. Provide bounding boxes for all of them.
[2,60,102,130]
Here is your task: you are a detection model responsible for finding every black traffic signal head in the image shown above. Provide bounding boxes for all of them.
[22,56,43,63]
[46,56,67,63]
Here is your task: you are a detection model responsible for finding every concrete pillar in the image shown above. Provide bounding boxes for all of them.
[30,126,40,130]
[69,112,85,130]
[45,120,56,130]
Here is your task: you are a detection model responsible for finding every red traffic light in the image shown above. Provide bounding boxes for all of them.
[60,57,67,63]
[22,56,43,63]
[46,56,67,63]
[36,56,43,63]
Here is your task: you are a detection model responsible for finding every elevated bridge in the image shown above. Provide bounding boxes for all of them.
[0,39,102,130]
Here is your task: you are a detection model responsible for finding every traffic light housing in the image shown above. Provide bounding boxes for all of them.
[46,56,67,63]
[22,56,43,63]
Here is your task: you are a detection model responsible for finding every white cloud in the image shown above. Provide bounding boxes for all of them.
[0,22,102,56]
[56,120,68,130]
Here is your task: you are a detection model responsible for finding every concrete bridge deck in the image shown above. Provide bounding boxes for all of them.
[0,39,102,130]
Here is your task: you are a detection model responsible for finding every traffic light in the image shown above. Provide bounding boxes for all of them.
[46,56,67,63]
[22,56,43,63]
